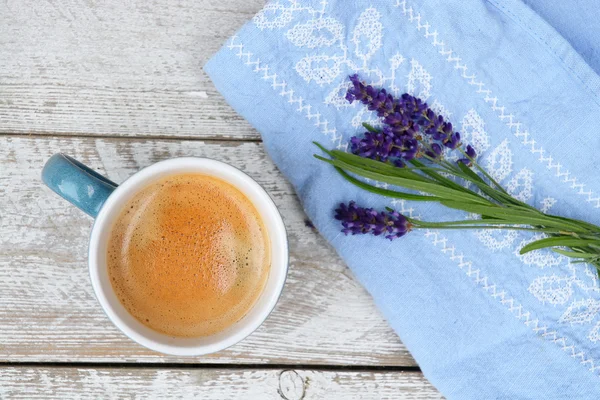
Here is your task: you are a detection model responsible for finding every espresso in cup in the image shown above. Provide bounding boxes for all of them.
[106,173,271,338]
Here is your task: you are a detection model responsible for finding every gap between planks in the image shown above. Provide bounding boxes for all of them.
[0,132,263,143]
[0,361,421,373]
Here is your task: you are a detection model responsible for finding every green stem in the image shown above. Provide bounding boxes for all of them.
[470,158,509,194]
[412,225,564,233]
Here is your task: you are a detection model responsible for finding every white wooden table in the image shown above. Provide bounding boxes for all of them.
[0,1,443,398]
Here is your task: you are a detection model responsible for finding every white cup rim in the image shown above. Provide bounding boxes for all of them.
[88,157,288,356]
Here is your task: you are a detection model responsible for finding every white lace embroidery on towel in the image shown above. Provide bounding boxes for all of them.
[233,0,600,374]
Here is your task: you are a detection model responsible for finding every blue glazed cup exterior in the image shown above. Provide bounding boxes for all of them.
[41,154,289,356]
[42,154,118,218]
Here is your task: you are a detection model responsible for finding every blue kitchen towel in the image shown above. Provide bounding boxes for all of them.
[205,1,600,398]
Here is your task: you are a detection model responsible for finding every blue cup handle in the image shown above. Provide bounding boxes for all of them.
[42,153,119,218]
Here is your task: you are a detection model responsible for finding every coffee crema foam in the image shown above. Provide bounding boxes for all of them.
[107,174,271,337]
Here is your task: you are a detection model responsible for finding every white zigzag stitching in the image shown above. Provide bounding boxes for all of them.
[396,0,600,375]
[424,229,600,374]
[227,36,343,148]
[395,0,600,209]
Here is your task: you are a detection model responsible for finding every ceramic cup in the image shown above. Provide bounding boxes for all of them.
[42,154,288,356]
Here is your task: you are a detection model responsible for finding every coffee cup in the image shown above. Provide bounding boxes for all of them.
[42,154,288,356]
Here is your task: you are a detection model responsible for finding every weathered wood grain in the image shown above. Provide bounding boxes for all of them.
[0,0,265,139]
[0,136,412,366]
[0,367,443,399]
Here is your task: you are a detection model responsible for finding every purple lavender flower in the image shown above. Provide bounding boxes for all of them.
[368,88,395,117]
[466,144,476,158]
[458,144,477,165]
[398,137,419,160]
[443,132,461,149]
[346,74,375,104]
[345,75,479,167]
[423,115,445,138]
[349,125,420,163]
[383,112,410,129]
[350,131,395,161]
[335,201,411,240]
[347,75,396,117]
[397,93,428,118]
[424,143,443,159]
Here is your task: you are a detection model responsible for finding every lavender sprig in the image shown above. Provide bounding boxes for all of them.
[346,74,474,166]
[335,201,411,240]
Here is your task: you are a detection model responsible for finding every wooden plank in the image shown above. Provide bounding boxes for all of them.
[0,136,413,366]
[0,367,443,399]
[0,0,265,139]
